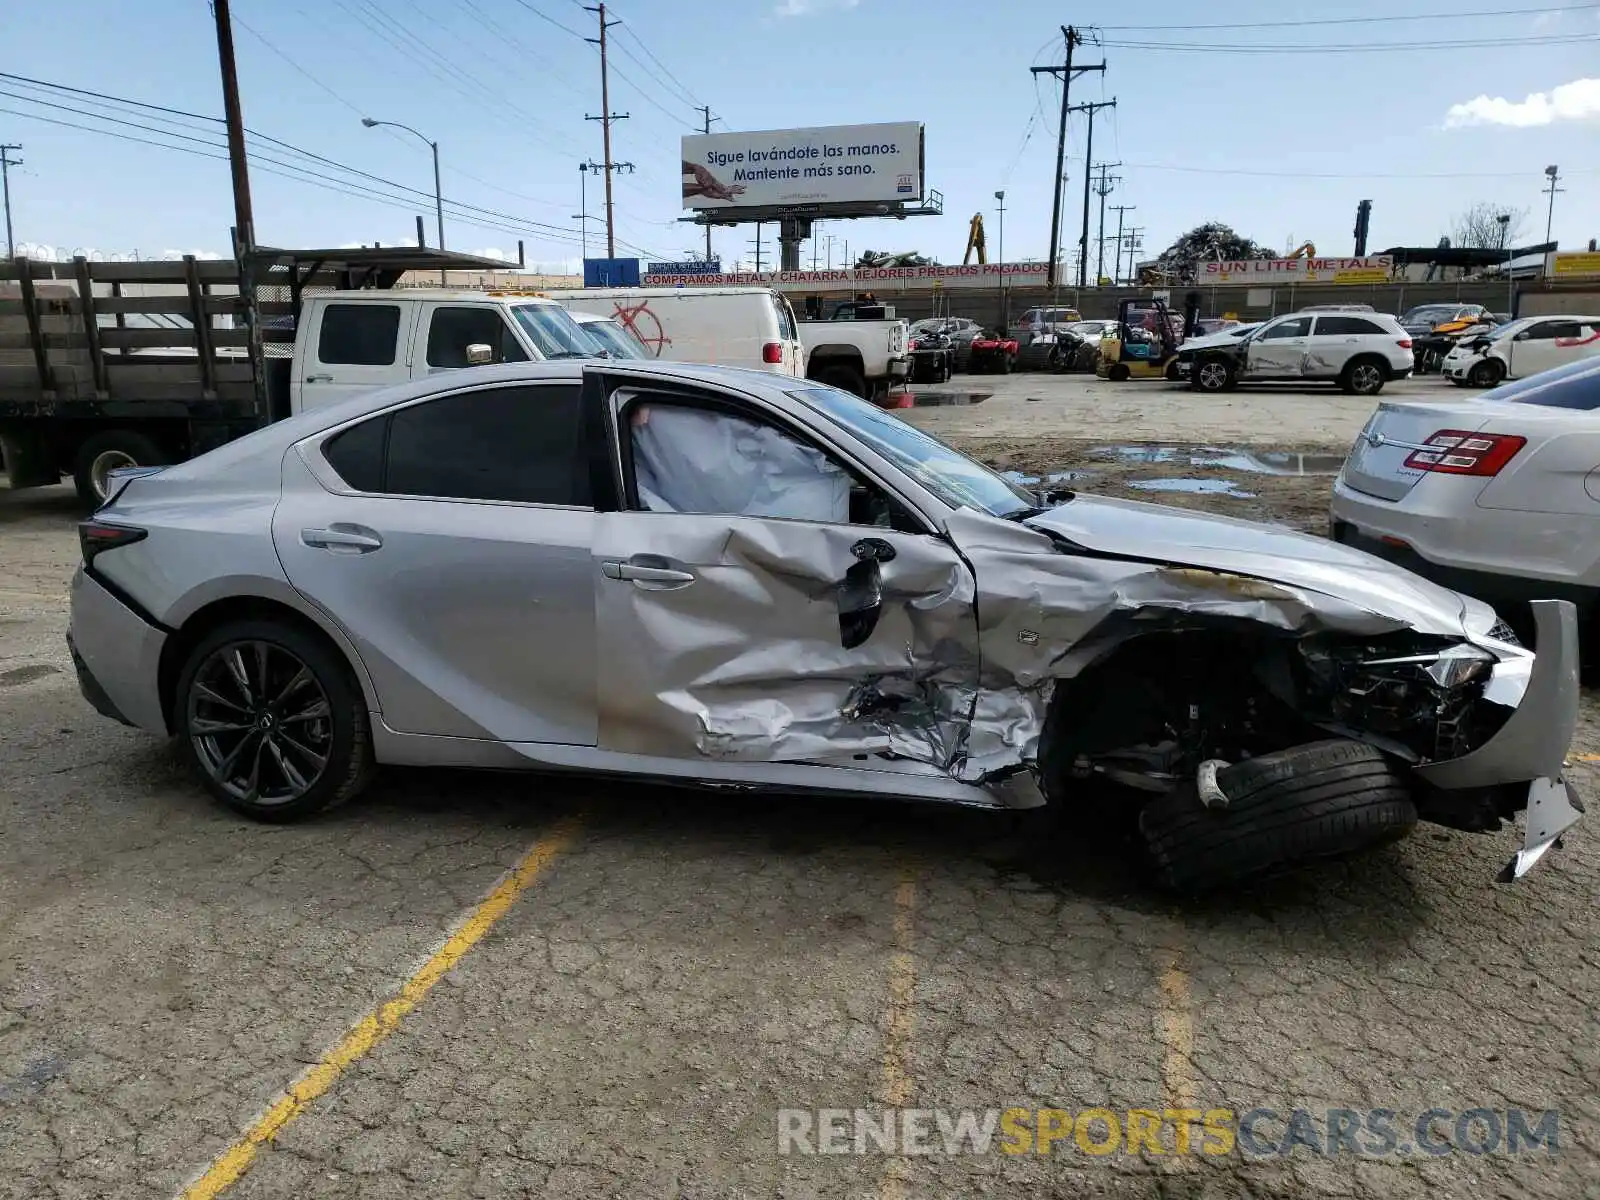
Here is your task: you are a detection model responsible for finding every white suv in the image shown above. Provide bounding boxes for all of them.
[1181,310,1414,396]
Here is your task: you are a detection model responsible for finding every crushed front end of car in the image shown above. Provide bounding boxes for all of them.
[949,498,1583,885]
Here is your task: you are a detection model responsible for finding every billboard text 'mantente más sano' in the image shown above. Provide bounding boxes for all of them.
[682,123,924,211]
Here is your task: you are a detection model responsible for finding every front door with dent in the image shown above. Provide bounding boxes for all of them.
[1246,315,1312,377]
[591,385,980,771]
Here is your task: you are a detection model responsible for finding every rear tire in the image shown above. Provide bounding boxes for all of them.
[1340,357,1388,396]
[73,430,169,506]
[174,618,373,823]
[1139,739,1416,893]
[814,365,868,398]
[1468,358,1506,389]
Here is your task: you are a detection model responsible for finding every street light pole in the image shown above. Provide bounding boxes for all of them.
[1497,213,1513,316]
[1542,164,1563,246]
[994,189,1006,328]
[363,117,445,282]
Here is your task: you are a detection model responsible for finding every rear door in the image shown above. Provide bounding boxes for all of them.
[1244,315,1312,377]
[1306,314,1380,377]
[273,379,597,744]
[417,302,531,373]
[296,300,415,412]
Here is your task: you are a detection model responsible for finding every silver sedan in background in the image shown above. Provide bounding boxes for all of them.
[68,361,1580,890]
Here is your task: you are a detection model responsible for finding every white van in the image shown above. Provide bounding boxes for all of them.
[547,286,805,377]
[289,290,596,412]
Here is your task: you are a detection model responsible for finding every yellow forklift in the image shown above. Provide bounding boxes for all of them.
[1095,296,1184,381]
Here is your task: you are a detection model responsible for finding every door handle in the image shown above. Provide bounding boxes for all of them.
[601,560,695,587]
[301,525,383,552]
[305,373,333,383]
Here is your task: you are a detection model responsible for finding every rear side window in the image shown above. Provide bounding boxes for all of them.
[331,384,590,504]
[770,293,797,340]
[425,307,529,367]
[1314,316,1384,336]
[318,304,400,365]
[1494,359,1600,409]
[323,418,387,492]
[384,384,589,505]
[1524,320,1584,340]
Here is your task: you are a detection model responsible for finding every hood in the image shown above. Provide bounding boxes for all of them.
[1023,494,1478,635]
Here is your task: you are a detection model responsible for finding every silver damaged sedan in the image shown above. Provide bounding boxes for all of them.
[68,361,1583,890]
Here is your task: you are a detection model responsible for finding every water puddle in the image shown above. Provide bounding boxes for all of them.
[1129,478,1257,498]
[1001,469,1093,486]
[1093,445,1343,475]
[887,391,992,408]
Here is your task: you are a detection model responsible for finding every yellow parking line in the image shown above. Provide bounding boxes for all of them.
[179,817,582,1200]
[879,872,919,1200]
[1157,949,1197,1169]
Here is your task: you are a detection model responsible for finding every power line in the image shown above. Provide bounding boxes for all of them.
[509,0,587,39]
[1100,32,1593,52]
[613,24,702,109]
[0,105,580,247]
[0,88,588,242]
[1095,2,1599,30]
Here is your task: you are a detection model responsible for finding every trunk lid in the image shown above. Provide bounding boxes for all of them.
[1340,399,1497,502]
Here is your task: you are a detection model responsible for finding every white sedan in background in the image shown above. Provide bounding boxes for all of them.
[1442,314,1600,388]
[1331,357,1600,633]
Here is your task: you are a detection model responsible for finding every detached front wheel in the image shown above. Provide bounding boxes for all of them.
[1139,739,1416,893]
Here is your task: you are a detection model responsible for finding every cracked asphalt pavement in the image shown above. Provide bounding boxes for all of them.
[4,386,1599,1199]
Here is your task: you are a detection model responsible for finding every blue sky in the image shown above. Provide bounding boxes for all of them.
[3,0,1597,271]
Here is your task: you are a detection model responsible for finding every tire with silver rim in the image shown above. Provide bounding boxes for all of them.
[72,430,168,505]
[1340,358,1388,396]
[175,618,372,822]
[1191,357,1233,393]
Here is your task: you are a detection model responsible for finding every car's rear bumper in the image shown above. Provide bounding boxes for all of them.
[68,567,169,734]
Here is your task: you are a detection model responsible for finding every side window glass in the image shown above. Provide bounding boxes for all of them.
[383,384,589,505]
[426,307,528,368]
[623,397,910,528]
[1522,322,1559,340]
[323,416,388,492]
[1548,322,1583,340]
[318,304,400,365]
[1259,317,1310,340]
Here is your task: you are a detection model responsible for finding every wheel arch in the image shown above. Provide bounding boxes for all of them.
[158,583,379,733]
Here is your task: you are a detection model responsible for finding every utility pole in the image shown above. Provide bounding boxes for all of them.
[0,144,21,258]
[1031,27,1104,289]
[696,104,717,263]
[749,223,764,273]
[211,0,268,427]
[1542,165,1563,246]
[584,4,629,258]
[1109,203,1134,285]
[1122,226,1145,286]
[1092,162,1121,285]
[1068,99,1116,289]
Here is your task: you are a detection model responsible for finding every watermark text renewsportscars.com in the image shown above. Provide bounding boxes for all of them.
[777,1107,1560,1159]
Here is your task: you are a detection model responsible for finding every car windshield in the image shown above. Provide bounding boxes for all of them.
[792,386,1034,518]
[510,303,596,359]
[580,318,650,360]
[1401,305,1459,325]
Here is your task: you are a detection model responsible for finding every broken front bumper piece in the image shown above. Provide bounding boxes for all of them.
[1417,600,1585,880]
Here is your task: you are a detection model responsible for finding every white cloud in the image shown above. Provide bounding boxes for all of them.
[773,0,859,16]
[1444,77,1600,127]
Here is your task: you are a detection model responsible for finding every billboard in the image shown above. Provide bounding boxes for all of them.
[1200,256,1394,286]
[681,122,923,211]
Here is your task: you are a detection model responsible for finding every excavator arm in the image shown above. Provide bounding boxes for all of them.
[1286,240,1316,259]
[962,213,987,265]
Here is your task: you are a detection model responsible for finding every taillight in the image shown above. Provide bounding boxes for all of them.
[78,521,147,567]
[1402,430,1525,476]
[1396,338,1413,349]
[762,342,783,364]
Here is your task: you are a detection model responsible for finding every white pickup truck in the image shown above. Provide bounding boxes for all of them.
[797,301,910,400]
[290,288,596,413]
